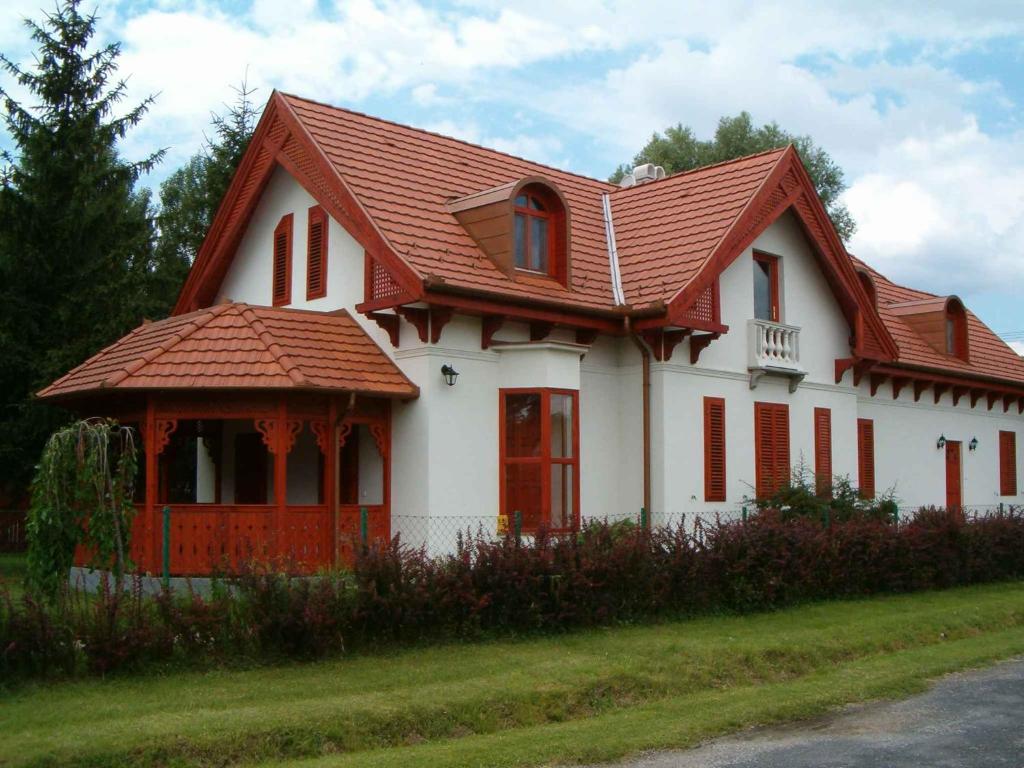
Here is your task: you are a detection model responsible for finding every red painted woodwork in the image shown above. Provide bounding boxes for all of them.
[690,332,720,364]
[814,407,832,497]
[945,441,962,509]
[367,311,401,347]
[754,402,789,498]
[999,430,1017,496]
[512,184,568,284]
[575,328,599,346]
[675,279,721,329]
[396,306,429,342]
[857,418,875,500]
[703,397,726,502]
[499,388,580,533]
[272,213,293,306]
[482,315,505,348]
[430,306,454,344]
[530,321,554,341]
[306,205,328,300]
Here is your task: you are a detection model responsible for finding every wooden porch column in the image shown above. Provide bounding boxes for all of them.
[273,395,288,561]
[326,397,338,567]
[144,397,157,573]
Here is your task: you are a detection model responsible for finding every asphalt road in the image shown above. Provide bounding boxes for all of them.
[592,658,1024,767]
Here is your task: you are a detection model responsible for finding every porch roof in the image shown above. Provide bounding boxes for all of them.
[37,303,419,401]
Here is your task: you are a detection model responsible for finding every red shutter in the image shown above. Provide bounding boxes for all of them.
[857,418,875,499]
[814,408,832,497]
[272,214,293,306]
[754,402,789,497]
[306,206,328,300]
[999,430,1017,496]
[704,397,726,502]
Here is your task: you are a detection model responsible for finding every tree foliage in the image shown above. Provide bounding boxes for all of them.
[0,1,172,500]
[155,80,259,283]
[611,112,856,241]
[26,418,138,597]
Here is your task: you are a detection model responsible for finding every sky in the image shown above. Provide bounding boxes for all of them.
[1,0,1023,348]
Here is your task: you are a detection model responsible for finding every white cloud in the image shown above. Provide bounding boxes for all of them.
[1009,341,1024,356]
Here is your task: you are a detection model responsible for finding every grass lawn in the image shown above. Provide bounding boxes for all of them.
[0,552,26,599]
[1,582,1023,768]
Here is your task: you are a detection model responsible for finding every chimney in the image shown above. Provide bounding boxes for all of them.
[619,163,666,188]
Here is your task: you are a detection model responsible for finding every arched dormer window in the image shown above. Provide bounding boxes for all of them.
[946,298,968,360]
[447,177,569,285]
[856,268,876,306]
[514,192,551,273]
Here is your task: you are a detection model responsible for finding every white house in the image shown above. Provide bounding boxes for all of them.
[39,92,1024,573]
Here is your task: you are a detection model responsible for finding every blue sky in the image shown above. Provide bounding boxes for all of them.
[1,1,1023,346]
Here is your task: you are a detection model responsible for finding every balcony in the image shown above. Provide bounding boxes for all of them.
[748,319,805,391]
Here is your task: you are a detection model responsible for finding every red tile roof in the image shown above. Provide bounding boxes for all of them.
[37,304,418,401]
[855,259,1024,385]
[611,148,788,307]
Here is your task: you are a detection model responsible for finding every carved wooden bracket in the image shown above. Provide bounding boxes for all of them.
[952,386,967,407]
[310,420,330,455]
[643,329,691,362]
[337,421,354,449]
[481,314,505,349]
[835,357,856,384]
[430,306,454,344]
[255,419,303,454]
[689,332,719,365]
[913,380,929,402]
[367,311,401,348]
[530,321,554,342]
[369,423,389,459]
[396,307,429,343]
[575,328,599,346]
[153,419,178,455]
[891,377,908,400]
[869,373,885,397]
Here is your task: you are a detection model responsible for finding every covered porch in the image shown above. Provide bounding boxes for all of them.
[37,303,419,575]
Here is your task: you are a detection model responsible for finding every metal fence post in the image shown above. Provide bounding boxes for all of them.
[161,505,171,588]
[742,506,748,523]
[823,507,830,529]
[640,507,648,529]
[360,506,369,549]
[513,510,522,543]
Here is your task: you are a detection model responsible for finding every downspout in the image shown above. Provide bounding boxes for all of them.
[603,192,651,522]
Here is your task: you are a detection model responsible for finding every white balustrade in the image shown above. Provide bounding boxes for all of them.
[748,319,804,390]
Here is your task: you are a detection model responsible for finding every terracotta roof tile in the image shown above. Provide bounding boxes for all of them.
[38,304,418,401]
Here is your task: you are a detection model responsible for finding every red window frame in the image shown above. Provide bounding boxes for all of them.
[513,192,557,275]
[754,402,789,498]
[857,418,875,499]
[945,304,968,360]
[499,388,580,533]
[272,213,293,306]
[753,251,780,322]
[999,430,1017,496]
[306,205,328,300]
[703,397,726,502]
[814,407,832,497]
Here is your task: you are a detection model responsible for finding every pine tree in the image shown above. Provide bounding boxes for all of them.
[611,112,856,242]
[0,0,164,499]
[155,80,259,283]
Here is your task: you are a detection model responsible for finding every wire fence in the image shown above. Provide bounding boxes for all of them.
[389,503,1021,556]
[0,510,27,552]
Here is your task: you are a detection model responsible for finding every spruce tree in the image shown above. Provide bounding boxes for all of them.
[0,0,164,499]
[155,80,259,282]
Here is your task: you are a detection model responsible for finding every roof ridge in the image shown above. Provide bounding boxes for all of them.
[610,145,791,197]
[102,305,232,388]
[280,91,617,190]
[238,304,310,387]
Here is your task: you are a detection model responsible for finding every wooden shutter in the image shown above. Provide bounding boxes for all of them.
[857,418,875,499]
[814,407,832,497]
[272,214,293,306]
[754,402,789,497]
[306,206,328,300]
[999,430,1017,496]
[704,397,726,502]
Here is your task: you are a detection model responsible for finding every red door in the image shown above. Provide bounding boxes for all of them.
[945,441,962,510]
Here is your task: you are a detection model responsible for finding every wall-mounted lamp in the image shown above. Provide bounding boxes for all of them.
[936,434,947,449]
[441,363,459,387]
[969,437,978,452]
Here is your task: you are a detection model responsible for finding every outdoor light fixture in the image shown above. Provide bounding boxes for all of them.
[969,437,978,452]
[441,363,459,387]
[936,434,947,449]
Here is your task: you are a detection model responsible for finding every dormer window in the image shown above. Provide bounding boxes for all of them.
[946,299,968,360]
[514,193,551,273]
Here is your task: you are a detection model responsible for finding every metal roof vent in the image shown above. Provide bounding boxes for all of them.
[619,163,666,188]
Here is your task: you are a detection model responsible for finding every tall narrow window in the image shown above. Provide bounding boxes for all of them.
[999,430,1017,496]
[754,402,789,497]
[500,388,579,532]
[814,407,832,497]
[945,300,968,360]
[704,397,727,502]
[306,206,328,300]
[857,418,875,499]
[272,213,293,306]
[753,252,779,322]
[513,193,551,273]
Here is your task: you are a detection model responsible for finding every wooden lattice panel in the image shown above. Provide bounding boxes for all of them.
[368,256,403,301]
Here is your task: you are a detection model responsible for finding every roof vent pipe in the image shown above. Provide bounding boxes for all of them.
[619,163,666,188]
